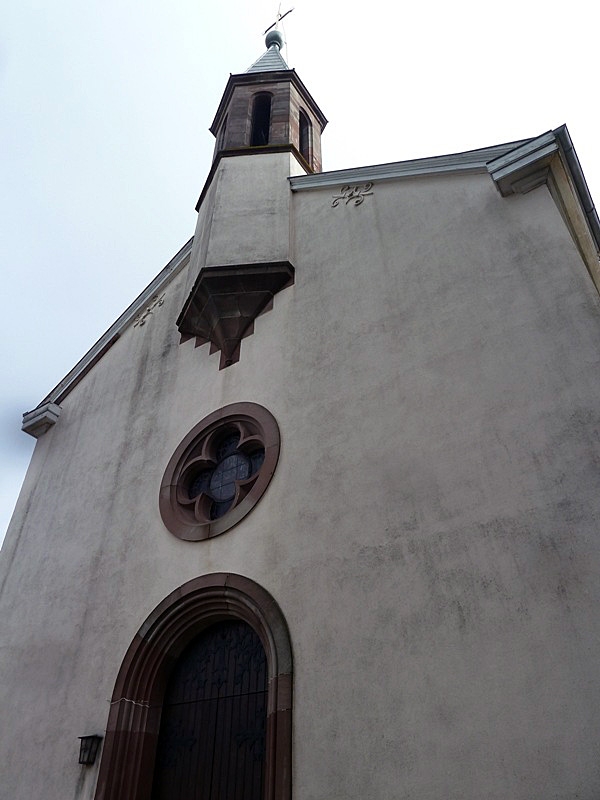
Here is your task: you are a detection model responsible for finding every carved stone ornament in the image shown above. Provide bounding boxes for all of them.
[331,182,374,207]
[177,261,294,369]
[133,293,165,327]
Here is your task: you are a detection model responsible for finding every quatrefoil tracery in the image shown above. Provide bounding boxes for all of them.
[159,404,280,541]
[177,424,266,522]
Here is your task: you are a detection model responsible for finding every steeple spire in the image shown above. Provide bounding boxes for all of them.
[246,30,289,73]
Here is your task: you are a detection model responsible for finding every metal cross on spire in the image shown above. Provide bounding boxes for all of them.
[263,5,294,35]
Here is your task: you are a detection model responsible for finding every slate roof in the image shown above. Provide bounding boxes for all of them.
[246,45,289,73]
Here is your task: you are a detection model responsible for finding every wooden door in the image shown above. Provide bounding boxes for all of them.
[151,620,267,800]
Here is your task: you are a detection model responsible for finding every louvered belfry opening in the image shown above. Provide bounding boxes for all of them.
[151,620,268,800]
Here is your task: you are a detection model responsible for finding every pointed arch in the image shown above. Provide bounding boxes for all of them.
[94,574,292,800]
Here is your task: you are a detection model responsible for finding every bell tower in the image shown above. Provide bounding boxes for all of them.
[209,30,327,173]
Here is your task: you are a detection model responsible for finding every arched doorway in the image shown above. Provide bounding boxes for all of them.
[94,574,292,800]
[152,621,267,800]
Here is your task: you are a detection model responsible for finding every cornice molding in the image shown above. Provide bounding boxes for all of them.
[486,131,558,195]
[487,126,600,291]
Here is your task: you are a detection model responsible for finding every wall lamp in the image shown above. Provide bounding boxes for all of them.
[78,734,103,765]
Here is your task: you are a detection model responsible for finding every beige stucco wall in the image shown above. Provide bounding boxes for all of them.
[1,151,600,800]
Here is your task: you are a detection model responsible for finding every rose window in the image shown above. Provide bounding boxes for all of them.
[160,404,279,541]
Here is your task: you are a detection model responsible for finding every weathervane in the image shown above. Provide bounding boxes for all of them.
[263,6,294,35]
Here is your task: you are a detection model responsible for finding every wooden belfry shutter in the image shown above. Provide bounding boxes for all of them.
[151,620,268,800]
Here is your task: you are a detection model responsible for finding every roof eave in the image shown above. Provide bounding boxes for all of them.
[289,138,532,191]
[487,126,600,285]
[22,237,194,437]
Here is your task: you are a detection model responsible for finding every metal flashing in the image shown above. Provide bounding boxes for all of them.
[554,125,600,253]
[486,131,557,174]
[289,139,531,191]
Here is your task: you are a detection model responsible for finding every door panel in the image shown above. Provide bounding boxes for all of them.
[152,620,267,800]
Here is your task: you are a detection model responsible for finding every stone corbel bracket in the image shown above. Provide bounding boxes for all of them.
[22,401,62,438]
[487,126,600,292]
[177,261,295,369]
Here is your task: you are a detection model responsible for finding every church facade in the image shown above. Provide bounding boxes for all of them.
[2,33,600,800]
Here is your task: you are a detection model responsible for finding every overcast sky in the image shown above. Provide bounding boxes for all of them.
[2,0,599,541]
